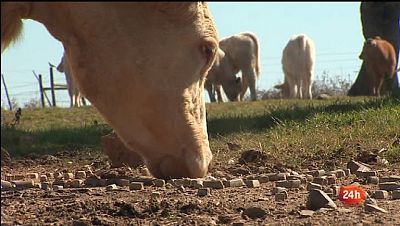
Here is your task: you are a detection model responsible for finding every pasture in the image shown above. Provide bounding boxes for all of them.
[2,96,400,225]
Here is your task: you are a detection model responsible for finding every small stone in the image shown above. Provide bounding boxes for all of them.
[242,207,267,219]
[299,210,315,217]
[306,175,314,182]
[271,187,287,195]
[380,176,400,183]
[151,192,161,200]
[106,184,118,191]
[13,174,25,180]
[197,188,210,197]
[287,175,307,184]
[267,173,287,181]
[84,175,101,187]
[379,182,400,191]
[313,177,328,185]
[153,179,166,187]
[116,179,130,187]
[39,175,48,182]
[26,173,39,180]
[331,185,341,197]
[129,182,144,190]
[63,173,74,180]
[1,180,15,190]
[347,160,370,174]
[307,182,322,191]
[373,190,388,199]
[75,171,87,179]
[310,170,325,177]
[13,180,35,190]
[203,180,224,189]
[275,191,288,201]
[245,180,260,188]
[257,175,269,183]
[364,204,387,213]
[228,179,245,188]
[326,175,336,185]
[367,176,379,184]
[191,179,203,189]
[306,189,337,210]
[356,171,377,178]
[45,173,54,179]
[70,179,84,188]
[332,169,346,178]
[100,179,108,187]
[52,185,63,191]
[41,182,51,190]
[343,169,351,176]
[392,190,400,199]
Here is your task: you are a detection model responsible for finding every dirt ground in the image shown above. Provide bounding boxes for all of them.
[1,150,400,226]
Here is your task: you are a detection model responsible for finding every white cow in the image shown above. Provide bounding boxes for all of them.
[205,32,261,102]
[56,52,86,108]
[2,2,218,179]
[275,34,316,99]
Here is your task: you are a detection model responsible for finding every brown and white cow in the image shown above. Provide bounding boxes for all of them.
[358,36,397,96]
[56,52,87,108]
[205,32,261,102]
[275,34,316,99]
[1,2,219,179]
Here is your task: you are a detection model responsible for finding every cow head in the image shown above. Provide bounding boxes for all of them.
[1,2,218,179]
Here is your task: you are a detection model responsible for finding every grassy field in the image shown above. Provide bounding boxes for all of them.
[1,96,399,170]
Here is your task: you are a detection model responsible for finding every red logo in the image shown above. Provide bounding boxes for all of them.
[339,185,366,205]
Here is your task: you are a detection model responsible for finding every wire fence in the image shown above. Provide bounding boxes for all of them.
[1,51,362,108]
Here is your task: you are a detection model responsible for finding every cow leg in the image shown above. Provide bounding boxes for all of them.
[215,84,224,103]
[244,69,257,101]
[302,72,313,99]
[81,97,87,106]
[239,75,249,101]
[286,73,297,99]
[205,80,216,102]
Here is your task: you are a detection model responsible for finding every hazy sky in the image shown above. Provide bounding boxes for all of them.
[1,2,366,107]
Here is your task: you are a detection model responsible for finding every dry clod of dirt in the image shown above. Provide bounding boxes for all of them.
[106,184,118,191]
[379,182,400,191]
[307,182,322,191]
[373,190,389,199]
[367,176,379,184]
[380,176,400,183]
[347,160,371,174]
[312,176,328,185]
[299,209,315,217]
[203,180,224,189]
[227,178,245,188]
[39,175,48,182]
[26,173,39,180]
[1,180,15,190]
[13,180,35,190]
[275,191,288,201]
[306,189,337,210]
[267,172,287,181]
[309,170,325,177]
[197,188,210,197]
[245,179,260,188]
[52,185,63,191]
[392,190,400,199]
[75,171,87,179]
[153,179,165,187]
[365,204,388,213]
[116,179,130,187]
[272,186,287,195]
[129,182,144,190]
[242,207,267,219]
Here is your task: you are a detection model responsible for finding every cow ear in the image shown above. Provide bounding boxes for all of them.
[199,37,218,75]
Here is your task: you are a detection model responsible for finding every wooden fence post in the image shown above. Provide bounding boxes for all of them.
[38,74,45,108]
[49,65,56,107]
[1,73,13,111]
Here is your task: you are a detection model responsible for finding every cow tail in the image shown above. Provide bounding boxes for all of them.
[242,32,261,78]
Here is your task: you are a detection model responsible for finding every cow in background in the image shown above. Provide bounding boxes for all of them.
[56,52,87,108]
[205,32,261,102]
[275,34,316,99]
[358,36,397,96]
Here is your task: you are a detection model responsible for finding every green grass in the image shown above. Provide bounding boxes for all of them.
[1,96,399,170]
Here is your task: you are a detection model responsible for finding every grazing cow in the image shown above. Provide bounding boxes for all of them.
[275,34,316,99]
[205,32,261,102]
[2,2,219,179]
[204,48,242,102]
[358,36,397,96]
[56,52,87,108]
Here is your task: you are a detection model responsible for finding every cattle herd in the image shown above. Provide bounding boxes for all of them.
[1,3,398,179]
